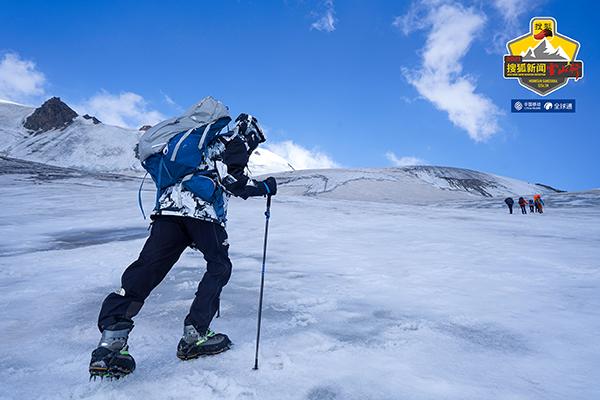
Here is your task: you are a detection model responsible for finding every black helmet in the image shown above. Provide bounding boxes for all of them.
[235,113,266,154]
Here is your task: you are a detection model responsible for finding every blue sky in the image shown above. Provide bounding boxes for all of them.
[0,0,597,190]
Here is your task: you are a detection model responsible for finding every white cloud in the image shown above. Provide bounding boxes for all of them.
[311,0,336,32]
[385,152,427,167]
[490,0,538,53]
[266,140,339,170]
[163,93,176,106]
[0,53,46,103]
[392,0,433,35]
[76,91,165,129]
[493,0,521,24]
[397,2,501,141]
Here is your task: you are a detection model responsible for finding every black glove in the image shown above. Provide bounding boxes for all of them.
[259,177,277,196]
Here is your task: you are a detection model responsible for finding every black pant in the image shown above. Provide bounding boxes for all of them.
[97,216,232,333]
[520,205,527,214]
[507,204,513,214]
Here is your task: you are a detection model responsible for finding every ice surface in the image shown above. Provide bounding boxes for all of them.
[0,161,599,399]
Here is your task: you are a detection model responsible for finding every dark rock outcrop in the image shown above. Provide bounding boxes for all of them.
[83,114,102,124]
[535,183,565,193]
[24,97,78,133]
[139,125,152,131]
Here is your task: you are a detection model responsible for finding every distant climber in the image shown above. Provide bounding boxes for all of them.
[518,197,528,214]
[504,197,514,214]
[534,194,544,213]
[529,199,535,213]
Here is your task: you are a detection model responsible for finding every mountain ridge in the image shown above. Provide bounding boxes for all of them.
[269,166,561,202]
[0,98,294,175]
[0,98,563,199]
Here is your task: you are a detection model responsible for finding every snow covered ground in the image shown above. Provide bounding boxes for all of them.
[1,160,599,400]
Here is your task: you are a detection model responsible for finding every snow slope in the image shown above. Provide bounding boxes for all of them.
[272,166,558,203]
[247,148,294,176]
[0,159,598,400]
[6,117,143,172]
[0,100,143,172]
[0,100,35,149]
[0,101,294,175]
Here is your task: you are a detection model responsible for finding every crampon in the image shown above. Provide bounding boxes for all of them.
[176,326,232,360]
[89,324,136,381]
[89,345,136,380]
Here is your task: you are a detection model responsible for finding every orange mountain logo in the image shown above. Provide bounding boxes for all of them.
[504,17,583,96]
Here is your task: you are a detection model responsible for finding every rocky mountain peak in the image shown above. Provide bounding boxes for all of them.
[23,97,78,134]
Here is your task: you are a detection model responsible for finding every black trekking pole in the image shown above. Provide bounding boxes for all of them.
[253,195,272,370]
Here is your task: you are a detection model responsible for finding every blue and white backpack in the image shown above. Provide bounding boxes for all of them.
[136,96,232,218]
